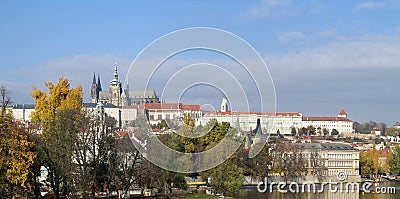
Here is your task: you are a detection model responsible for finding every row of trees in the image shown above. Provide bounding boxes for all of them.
[354,121,399,136]
[296,126,340,136]
[0,79,276,198]
[359,144,400,178]
[0,80,188,198]
[157,116,331,194]
[4,78,399,198]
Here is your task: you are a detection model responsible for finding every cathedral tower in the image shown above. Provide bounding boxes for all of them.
[97,74,102,94]
[109,62,122,106]
[90,73,98,103]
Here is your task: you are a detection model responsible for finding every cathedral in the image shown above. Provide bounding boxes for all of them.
[90,63,160,106]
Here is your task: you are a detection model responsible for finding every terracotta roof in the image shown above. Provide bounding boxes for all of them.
[204,111,302,117]
[114,131,129,137]
[339,108,347,116]
[182,104,201,111]
[141,103,182,110]
[275,112,303,117]
[302,116,351,122]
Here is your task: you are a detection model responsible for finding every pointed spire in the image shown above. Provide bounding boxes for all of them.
[92,72,96,85]
[113,61,119,81]
[125,76,129,91]
[97,74,102,91]
[110,61,120,84]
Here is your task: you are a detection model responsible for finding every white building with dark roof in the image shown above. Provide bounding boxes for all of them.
[293,142,360,182]
[302,108,354,135]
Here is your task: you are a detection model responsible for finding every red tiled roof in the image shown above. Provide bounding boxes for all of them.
[182,104,201,111]
[275,112,303,117]
[302,116,351,122]
[339,108,347,116]
[115,131,129,137]
[204,111,302,117]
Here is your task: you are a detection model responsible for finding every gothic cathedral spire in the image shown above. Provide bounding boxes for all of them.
[97,74,102,92]
[91,73,98,103]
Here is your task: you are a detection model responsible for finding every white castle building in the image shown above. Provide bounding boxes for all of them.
[302,108,354,135]
[200,98,303,134]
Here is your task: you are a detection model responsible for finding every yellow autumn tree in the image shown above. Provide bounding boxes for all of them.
[31,77,83,134]
[370,144,380,175]
[30,77,83,198]
[0,86,36,198]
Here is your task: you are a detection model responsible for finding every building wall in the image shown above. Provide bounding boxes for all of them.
[147,109,203,125]
[302,120,354,135]
[109,83,121,106]
[298,145,360,182]
[321,150,360,178]
[199,112,303,134]
[11,107,35,121]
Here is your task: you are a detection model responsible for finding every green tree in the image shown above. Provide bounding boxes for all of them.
[306,125,316,135]
[322,128,329,136]
[202,159,244,195]
[386,127,398,137]
[331,129,339,136]
[290,127,297,136]
[387,146,400,175]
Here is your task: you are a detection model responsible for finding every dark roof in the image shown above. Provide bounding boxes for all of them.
[293,143,355,150]
[12,104,36,109]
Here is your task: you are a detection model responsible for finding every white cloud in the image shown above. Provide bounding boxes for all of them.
[316,30,348,41]
[278,31,306,43]
[245,0,325,18]
[355,2,385,10]
[246,0,292,17]
[267,33,400,73]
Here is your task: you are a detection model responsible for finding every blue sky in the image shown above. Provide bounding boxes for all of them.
[1,0,399,125]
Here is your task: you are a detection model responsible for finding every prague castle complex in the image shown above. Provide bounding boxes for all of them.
[90,63,160,106]
[12,64,355,136]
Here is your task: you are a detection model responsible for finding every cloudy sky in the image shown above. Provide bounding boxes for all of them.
[1,0,399,125]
